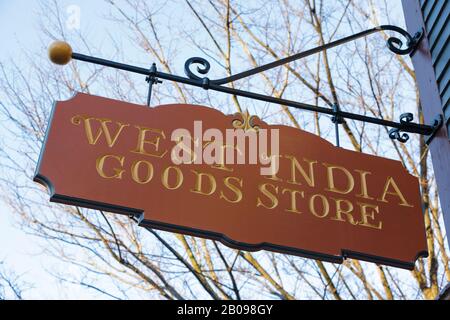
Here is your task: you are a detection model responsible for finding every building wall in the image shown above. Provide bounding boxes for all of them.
[419,0,450,132]
[402,1,450,250]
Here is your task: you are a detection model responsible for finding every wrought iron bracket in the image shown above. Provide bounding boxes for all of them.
[407,29,425,57]
[331,104,344,125]
[425,114,443,145]
[146,63,162,106]
[184,25,424,85]
[63,25,435,144]
[388,113,443,144]
[331,104,344,147]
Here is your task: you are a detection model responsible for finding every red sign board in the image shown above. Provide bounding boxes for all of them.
[35,93,428,269]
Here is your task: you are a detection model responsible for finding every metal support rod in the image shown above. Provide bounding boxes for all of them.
[335,122,340,147]
[147,82,153,106]
[332,104,343,147]
[207,25,424,85]
[72,52,436,137]
[146,63,161,106]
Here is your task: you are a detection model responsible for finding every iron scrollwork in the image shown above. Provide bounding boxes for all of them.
[184,57,211,81]
[65,24,442,145]
[389,113,443,144]
[380,25,424,56]
[184,25,424,85]
[389,113,414,143]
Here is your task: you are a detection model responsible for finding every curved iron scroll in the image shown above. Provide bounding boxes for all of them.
[184,25,424,85]
[184,57,211,81]
[389,113,415,143]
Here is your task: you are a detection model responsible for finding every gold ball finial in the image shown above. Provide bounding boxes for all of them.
[48,41,72,65]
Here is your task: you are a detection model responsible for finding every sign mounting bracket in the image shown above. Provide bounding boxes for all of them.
[146,63,162,107]
[50,25,442,144]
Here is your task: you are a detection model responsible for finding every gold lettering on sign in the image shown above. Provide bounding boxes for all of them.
[355,170,374,200]
[77,112,415,236]
[131,160,154,184]
[332,198,358,225]
[309,194,330,218]
[95,155,125,179]
[71,115,129,147]
[281,188,304,214]
[220,177,243,203]
[257,183,279,210]
[324,163,355,195]
[285,156,317,187]
[191,170,217,196]
[378,177,413,207]
[132,126,168,158]
[162,166,183,190]
[358,202,382,230]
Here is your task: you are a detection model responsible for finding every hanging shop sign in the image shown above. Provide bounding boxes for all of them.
[34,93,428,269]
